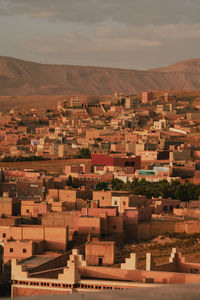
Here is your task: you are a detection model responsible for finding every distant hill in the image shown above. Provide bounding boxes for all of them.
[150,58,200,73]
[0,56,200,96]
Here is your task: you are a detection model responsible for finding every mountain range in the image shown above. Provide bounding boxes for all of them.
[0,56,200,96]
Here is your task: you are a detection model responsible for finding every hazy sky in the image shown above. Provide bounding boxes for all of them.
[0,0,200,69]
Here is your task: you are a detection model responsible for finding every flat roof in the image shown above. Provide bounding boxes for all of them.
[87,241,115,245]
[19,256,55,267]
[19,252,61,267]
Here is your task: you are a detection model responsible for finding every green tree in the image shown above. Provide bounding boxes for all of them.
[95,182,108,191]
[78,148,91,159]
[66,175,73,186]
[174,184,189,202]
[112,178,124,190]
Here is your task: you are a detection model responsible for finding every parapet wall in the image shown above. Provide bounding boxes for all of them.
[130,221,200,241]
[79,266,200,284]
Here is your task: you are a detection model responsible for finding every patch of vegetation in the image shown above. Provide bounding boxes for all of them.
[111,178,200,201]
[73,148,91,159]
[1,156,50,162]
[95,182,108,191]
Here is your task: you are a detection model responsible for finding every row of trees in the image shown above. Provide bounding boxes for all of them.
[1,156,50,162]
[2,148,92,162]
[96,178,200,202]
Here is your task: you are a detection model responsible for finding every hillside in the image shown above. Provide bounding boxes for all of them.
[150,58,200,73]
[0,56,200,96]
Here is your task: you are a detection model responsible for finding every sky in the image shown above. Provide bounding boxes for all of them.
[0,0,200,70]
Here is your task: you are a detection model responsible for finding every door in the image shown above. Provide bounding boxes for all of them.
[98,257,103,266]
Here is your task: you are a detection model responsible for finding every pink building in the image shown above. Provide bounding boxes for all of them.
[142,91,155,103]
[11,248,200,297]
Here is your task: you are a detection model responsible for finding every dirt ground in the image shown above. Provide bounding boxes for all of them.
[115,233,200,269]
[0,159,90,173]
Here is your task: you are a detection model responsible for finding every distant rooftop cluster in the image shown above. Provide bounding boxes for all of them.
[0,90,200,296]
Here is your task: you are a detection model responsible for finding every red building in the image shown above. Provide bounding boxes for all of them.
[91,154,141,170]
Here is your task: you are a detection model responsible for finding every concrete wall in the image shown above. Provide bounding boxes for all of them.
[93,191,112,207]
[41,213,74,227]
[0,225,68,251]
[85,242,115,266]
[21,201,49,217]
[126,220,200,241]
[79,266,200,284]
[107,216,124,235]
[74,216,101,235]
[12,287,71,297]
[4,240,33,263]
[127,222,175,241]
[124,210,138,225]
[0,197,19,216]
[174,208,200,219]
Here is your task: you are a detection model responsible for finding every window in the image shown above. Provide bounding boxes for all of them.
[145,278,154,283]
[102,197,104,200]
[123,201,126,206]
[191,269,199,274]
[114,201,118,205]
[23,248,27,253]
[87,178,91,181]
[113,225,116,229]
[94,178,99,181]
[26,209,29,213]
[2,233,6,238]
[79,177,84,181]
[10,248,13,253]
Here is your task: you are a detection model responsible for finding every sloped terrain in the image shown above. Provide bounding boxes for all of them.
[0,56,200,96]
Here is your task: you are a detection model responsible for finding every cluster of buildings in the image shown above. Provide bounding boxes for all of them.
[1,91,200,295]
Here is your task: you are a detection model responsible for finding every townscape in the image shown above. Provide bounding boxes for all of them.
[1,90,200,296]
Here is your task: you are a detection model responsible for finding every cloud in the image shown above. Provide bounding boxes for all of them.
[1,0,200,25]
[32,11,56,19]
[1,0,200,70]
[15,20,200,69]
[95,23,200,42]
[17,29,162,71]
[20,26,162,58]
[19,22,200,58]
